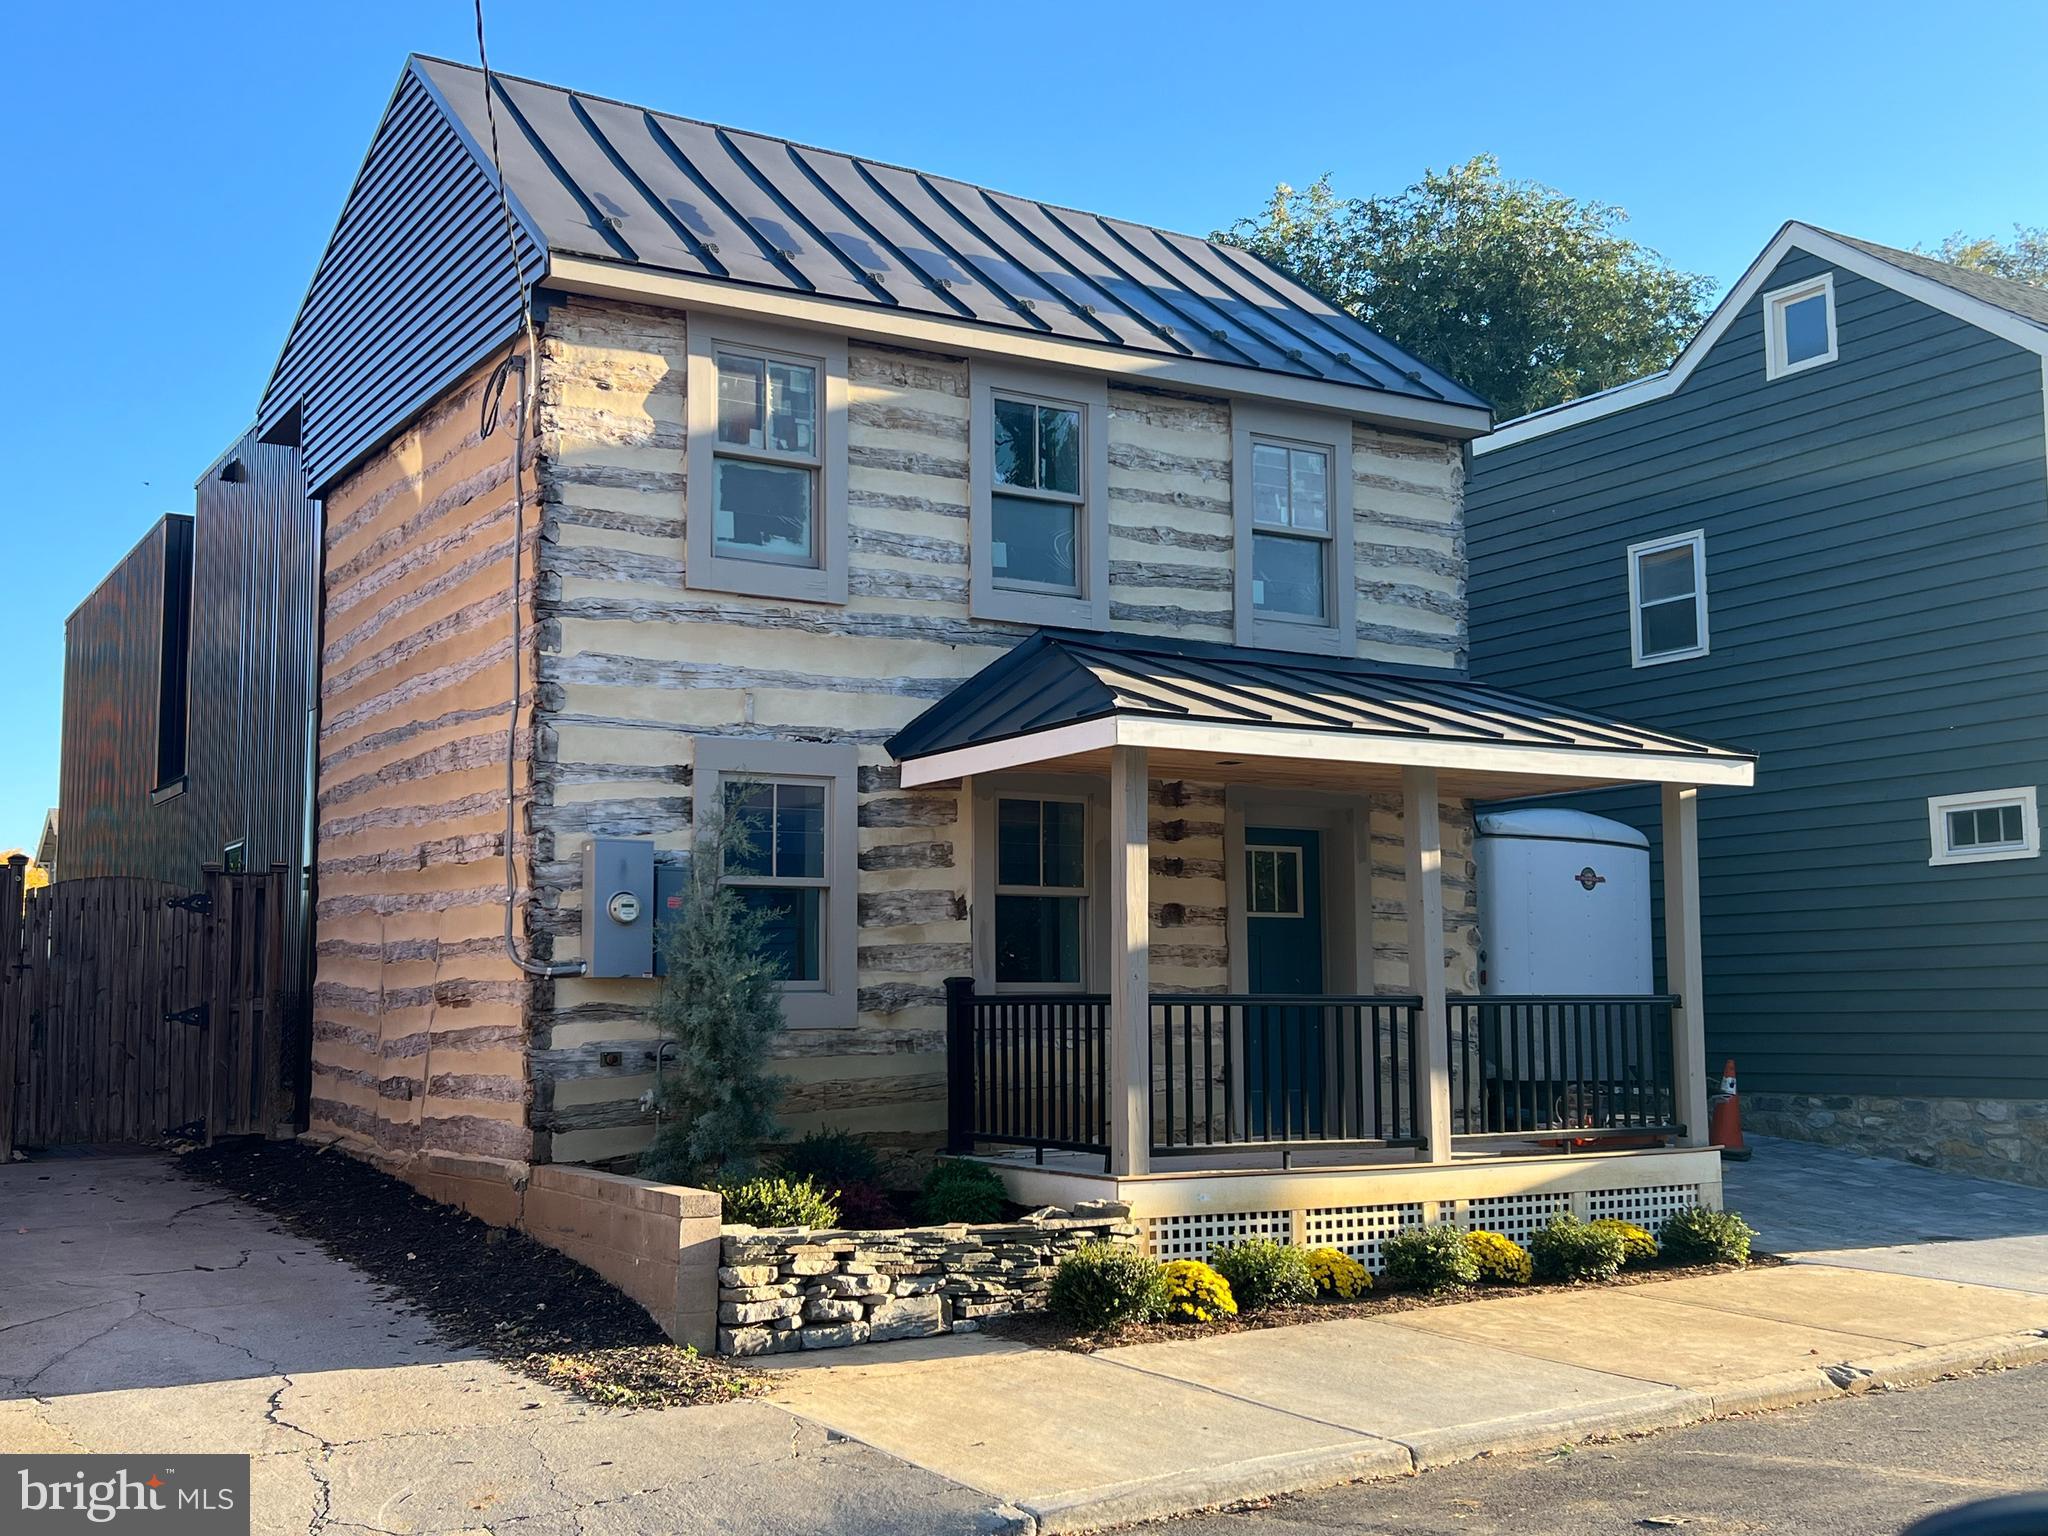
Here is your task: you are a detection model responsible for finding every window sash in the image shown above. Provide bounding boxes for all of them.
[1629,533,1707,663]
[1252,526,1332,623]
[715,348,821,469]
[722,779,831,888]
[991,794,1090,991]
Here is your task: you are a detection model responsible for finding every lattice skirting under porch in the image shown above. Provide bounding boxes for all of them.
[1140,1180,1707,1269]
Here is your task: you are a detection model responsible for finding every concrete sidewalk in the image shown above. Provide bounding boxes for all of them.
[760,1261,2048,1532]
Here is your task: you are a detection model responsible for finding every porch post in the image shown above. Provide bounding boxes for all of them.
[1661,784,1711,1148]
[1402,767,1452,1163]
[1108,744,1151,1176]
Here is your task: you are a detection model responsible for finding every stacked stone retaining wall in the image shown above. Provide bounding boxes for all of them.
[717,1203,1136,1355]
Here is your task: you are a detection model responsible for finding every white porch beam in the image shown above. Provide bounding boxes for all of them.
[1402,766,1452,1163]
[1662,785,1712,1148]
[1108,745,1151,1176]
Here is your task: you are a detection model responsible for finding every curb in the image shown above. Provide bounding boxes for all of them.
[1017,1438,1413,1535]
[1399,1390,1716,1469]
[1849,1330,2048,1392]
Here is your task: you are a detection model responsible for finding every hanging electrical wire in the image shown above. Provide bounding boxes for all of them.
[475,0,583,979]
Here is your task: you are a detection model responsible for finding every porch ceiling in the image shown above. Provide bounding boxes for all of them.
[888,631,1757,794]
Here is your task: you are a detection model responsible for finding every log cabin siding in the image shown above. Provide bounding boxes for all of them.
[309,349,540,1173]
[520,296,1475,1163]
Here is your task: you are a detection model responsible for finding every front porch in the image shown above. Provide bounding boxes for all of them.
[888,633,1758,1260]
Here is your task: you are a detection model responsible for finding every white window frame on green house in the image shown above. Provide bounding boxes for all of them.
[691,738,858,1028]
[1926,786,2040,867]
[1762,272,1838,380]
[1627,529,1710,667]
[1231,403,1356,654]
[968,362,1110,629]
[970,776,1109,993]
[684,315,848,604]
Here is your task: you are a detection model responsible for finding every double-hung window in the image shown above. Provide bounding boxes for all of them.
[1627,530,1709,666]
[1927,787,2040,867]
[969,364,1109,627]
[993,796,1088,987]
[685,318,848,604]
[1763,272,1838,380]
[693,739,858,1028]
[1232,404,1355,653]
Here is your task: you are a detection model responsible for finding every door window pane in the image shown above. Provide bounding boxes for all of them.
[1247,847,1301,916]
[1782,293,1830,365]
[1252,531,1328,620]
[716,353,765,447]
[991,494,1077,591]
[994,894,1082,984]
[715,460,815,562]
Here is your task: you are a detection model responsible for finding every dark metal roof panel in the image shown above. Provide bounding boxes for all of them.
[886,631,1756,766]
[258,65,544,495]
[405,56,1490,412]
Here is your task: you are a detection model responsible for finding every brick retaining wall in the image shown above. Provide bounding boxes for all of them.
[717,1202,1137,1356]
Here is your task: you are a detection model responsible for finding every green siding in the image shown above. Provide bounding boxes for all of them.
[1468,248,2048,1100]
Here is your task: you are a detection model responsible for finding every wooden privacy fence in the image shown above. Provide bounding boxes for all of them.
[0,859,300,1158]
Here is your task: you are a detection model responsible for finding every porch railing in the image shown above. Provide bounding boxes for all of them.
[1447,995,1682,1143]
[943,978,1110,1157]
[1150,995,1423,1155]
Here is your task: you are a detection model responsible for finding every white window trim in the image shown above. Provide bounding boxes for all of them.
[969,362,1110,629]
[1762,272,1838,381]
[1927,786,2041,868]
[684,314,848,604]
[1627,529,1710,668]
[1232,402,1357,655]
[692,738,858,1027]
[971,776,1109,992]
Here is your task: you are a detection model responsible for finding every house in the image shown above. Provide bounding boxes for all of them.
[33,811,57,880]
[260,55,1754,1261]
[1467,224,2048,1188]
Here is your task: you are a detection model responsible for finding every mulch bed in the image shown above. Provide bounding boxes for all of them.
[179,1138,757,1409]
[983,1253,1784,1353]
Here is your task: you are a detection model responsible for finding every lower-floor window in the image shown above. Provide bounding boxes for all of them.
[723,777,830,987]
[1927,786,2040,867]
[994,795,1086,986]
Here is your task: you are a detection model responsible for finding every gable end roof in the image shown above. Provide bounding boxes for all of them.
[1476,221,2048,455]
[262,56,1490,496]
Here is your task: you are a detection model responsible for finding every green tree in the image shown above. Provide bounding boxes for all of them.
[1220,157,1714,421]
[638,792,788,1185]
[1919,226,2048,287]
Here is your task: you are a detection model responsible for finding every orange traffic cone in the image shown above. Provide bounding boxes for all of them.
[1709,1058,1750,1160]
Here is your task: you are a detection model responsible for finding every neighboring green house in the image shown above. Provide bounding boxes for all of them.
[1467,223,2048,1187]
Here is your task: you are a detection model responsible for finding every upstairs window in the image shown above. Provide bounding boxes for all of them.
[154,515,195,799]
[991,395,1084,594]
[1628,530,1709,666]
[1232,404,1356,655]
[686,317,847,604]
[1928,787,2040,867]
[994,796,1088,987]
[1249,439,1333,623]
[1764,273,1838,379]
[969,363,1109,628]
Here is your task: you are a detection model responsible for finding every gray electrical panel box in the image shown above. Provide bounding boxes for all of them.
[582,837,656,978]
[652,862,689,978]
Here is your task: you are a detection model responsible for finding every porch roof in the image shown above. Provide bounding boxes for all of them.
[888,631,1756,795]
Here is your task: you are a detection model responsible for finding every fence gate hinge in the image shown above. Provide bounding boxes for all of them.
[166,892,213,915]
[166,1003,209,1029]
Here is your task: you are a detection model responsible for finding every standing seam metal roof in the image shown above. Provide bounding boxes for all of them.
[885,631,1757,766]
[406,55,1487,408]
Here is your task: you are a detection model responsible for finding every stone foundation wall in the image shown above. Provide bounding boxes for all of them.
[717,1203,1137,1356]
[1747,1092,2048,1188]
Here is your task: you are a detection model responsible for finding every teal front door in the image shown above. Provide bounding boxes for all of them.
[1245,827,1325,1136]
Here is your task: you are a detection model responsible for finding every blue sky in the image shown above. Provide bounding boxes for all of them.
[3,0,2043,851]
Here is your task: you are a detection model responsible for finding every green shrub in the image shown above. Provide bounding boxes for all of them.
[1048,1243,1167,1330]
[1209,1239,1317,1312]
[1305,1246,1371,1298]
[716,1174,839,1229]
[1589,1218,1659,1267]
[1529,1216,1627,1283]
[1464,1229,1533,1284]
[1381,1223,1479,1292]
[777,1128,882,1193]
[1659,1206,1757,1266]
[1158,1259,1237,1323]
[917,1159,1009,1224]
